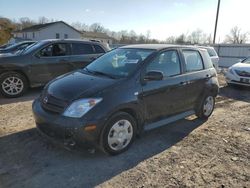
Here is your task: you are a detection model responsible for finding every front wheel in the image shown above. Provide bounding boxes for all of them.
[196,95,215,119]
[0,72,28,98]
[100,112,137,155]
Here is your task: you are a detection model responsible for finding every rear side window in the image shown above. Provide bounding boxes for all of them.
[206,48,217,57]
[93,45,105,53]
[201,50,214,69]
[146,50,181,77]
[72,43,94,55]
[183,50,204,72]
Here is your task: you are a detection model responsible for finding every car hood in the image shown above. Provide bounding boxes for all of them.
[47,70,118,101]
[231,62,250,72]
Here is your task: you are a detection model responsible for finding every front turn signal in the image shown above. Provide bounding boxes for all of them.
[84,125,97,132]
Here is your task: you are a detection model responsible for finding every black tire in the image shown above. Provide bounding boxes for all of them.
[100,112,137,155]
[195,94,215,120]
[0,71,28,98]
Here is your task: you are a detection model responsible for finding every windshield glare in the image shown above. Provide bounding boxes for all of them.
[85,48,155,78]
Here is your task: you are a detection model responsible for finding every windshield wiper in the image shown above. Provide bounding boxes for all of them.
[91,70,117,79]
[83,67,117,79]
[84,68,116,79]
[83,67,93,73]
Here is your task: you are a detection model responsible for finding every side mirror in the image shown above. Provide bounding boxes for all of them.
[144,71,163,81]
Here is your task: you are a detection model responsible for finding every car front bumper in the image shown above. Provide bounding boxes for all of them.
[32,99,104,146]
[225,71,250,87]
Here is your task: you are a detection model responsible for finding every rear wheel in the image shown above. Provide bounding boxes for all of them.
[100,112,136,155]
[196,95,215,119]
[0,72,28,98]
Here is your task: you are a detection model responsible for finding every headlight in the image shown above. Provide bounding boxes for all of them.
[229,67,234,75]
[63,98,102,118]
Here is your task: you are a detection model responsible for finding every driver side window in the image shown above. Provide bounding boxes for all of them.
[146,50,181,77]
[38,43,68,57]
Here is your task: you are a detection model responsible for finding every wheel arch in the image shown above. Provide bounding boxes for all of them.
[98,106,144,145]
[118,107,144,135]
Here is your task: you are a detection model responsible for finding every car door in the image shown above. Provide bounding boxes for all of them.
[29,42,72,85]
[69,43,102,69]
[141,49,188,123]
[181,49,209,109]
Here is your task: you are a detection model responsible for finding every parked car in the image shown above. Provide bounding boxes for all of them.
[0,43,12,49]
[199,46,219,72]
[0,39,109,97]
[225,57,250,86]
[32,44,219,155]
[0,41,36,54]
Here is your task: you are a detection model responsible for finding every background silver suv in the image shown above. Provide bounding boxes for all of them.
[200,46,220,72]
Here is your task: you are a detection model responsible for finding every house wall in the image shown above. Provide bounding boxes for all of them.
[37,23,81,40]
[14,22,81,41]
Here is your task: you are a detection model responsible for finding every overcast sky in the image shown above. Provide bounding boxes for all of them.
[0,0,249,42]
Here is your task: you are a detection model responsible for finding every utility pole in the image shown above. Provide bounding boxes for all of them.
[213,0,221,44]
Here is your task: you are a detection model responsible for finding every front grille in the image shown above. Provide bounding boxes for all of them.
[235,70,250,77]
[41,93,68,114]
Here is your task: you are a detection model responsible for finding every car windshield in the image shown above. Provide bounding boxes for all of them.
[3,42,22,50]
[21,41,48,55]
[84,48,155,78]
[242,57,250,64]
[14,42,38,55]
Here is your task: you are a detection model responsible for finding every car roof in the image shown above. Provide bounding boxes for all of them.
[119,44,204,51]
[40,39,106,45]
[197,46,215,50]
[17,41,36,44]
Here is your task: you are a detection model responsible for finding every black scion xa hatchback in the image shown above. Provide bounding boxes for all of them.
[33,44,219,155]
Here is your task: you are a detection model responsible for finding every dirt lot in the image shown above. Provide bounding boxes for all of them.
[0,74,249,188]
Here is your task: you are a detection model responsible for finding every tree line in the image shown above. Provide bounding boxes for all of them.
[0,16,249,45]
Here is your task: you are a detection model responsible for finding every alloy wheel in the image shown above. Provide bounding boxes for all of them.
[1,76,24,96]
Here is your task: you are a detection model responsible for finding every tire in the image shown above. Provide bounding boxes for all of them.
[100,112,137,155]
[0,71,28,98]
[196,94,215,120]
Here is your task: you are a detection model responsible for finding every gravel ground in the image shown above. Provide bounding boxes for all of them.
[0,74,249,188]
